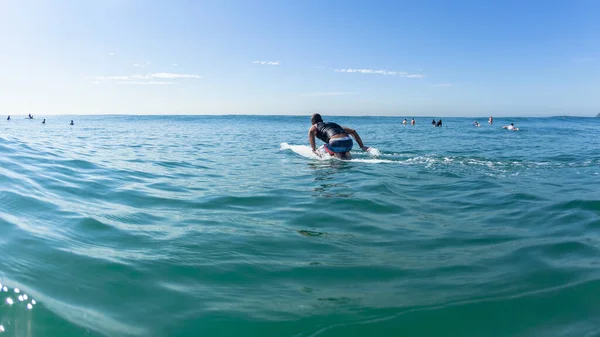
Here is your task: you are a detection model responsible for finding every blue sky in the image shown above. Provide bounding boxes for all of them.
[0,0,598,116]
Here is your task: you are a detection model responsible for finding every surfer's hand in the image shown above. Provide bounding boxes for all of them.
[361,146,370,152]
[312,149,321,157]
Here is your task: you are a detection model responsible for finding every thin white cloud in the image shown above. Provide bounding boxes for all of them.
[117,81,174,85]
[132,63,144,67]
[253,61,280,66]
[151,72,201,79]
[172,63,178,67]
[109,53,114,56]
[431,83,452,87]
[334,68,423,78]
[299,92,358,97]
[91,73,201,84]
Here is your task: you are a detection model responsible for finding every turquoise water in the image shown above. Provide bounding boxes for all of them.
[1,115,600,337]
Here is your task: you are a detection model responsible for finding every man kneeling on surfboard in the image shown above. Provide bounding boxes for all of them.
[308,113,370,160]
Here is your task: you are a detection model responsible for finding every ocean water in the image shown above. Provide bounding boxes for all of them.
[1,115,599,337]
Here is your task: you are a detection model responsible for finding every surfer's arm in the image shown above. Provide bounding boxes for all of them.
[343,127,369,151]
[308,126,318,152]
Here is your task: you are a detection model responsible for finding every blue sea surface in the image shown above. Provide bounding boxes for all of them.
[1,115,599,337]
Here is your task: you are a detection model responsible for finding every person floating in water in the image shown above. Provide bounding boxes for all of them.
[42,119,46,124]
[431,119,436,126]
[436,119,442,127]
[70,120,74,126]
[7,115,10,121]
[411,118,415,125]
[308,113,369,160]
[474,120,480,127]
[489,116,493,124]
[502,123,519,131]
[402,119,407,125]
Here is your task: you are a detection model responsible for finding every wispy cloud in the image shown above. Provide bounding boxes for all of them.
[109,52,114,56]
[431,83,452,87]
[132,63,144,67]
[299,92,358,97]
[334,68,424,78]
[151,72,201,79]
[117,81,174,85]
[253,61,280,66]
[172,63,178,67]
[91,73,201,84]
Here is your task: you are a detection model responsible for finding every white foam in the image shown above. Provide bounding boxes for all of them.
[366,147,381,156]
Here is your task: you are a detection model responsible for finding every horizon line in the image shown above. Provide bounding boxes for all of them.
[1,113,595,118]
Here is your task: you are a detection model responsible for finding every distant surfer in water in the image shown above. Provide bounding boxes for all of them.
[70,120,74,126]
[436,119,442,127]
[42,119,46,124]
[7,116,10,121]
[402,119,407,125]
[308,113,369,160]
[474,120,480,127]
[411,118,415,125]
[489,116,493,124]
[502,123,519,131]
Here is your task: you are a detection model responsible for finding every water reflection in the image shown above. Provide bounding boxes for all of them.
[307,161,355,198]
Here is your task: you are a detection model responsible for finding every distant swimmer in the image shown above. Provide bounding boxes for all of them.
[474,121,480,127]
[28,114,33,119]
[42,119,46,124]
[411,118,415,126]
[431,119,436,126]
[402,119,407,125]
[436,119,443,127]
[308,113,370,160]
[7,116,10,121]
[489,116,493,124]
[502,123,519,131]
[70,120,74,126]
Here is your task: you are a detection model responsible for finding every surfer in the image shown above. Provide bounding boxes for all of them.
[411,118,415,125]
[431,119,436,126]
[70,120,74,126]
[502,123,519,131]
[436,119,442,127]
[7,116,10,121]
[42,119,46,124]
[489,116,493,124]
[308,113,369,160]
[474,120,480,127]
[402,119,407,125]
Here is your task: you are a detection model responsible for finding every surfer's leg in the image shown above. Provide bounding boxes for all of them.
[334,152,351,160]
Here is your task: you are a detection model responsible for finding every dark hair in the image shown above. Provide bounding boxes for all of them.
[311,113,323,124]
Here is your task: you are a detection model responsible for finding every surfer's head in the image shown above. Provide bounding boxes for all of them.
[311,113,323,125]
